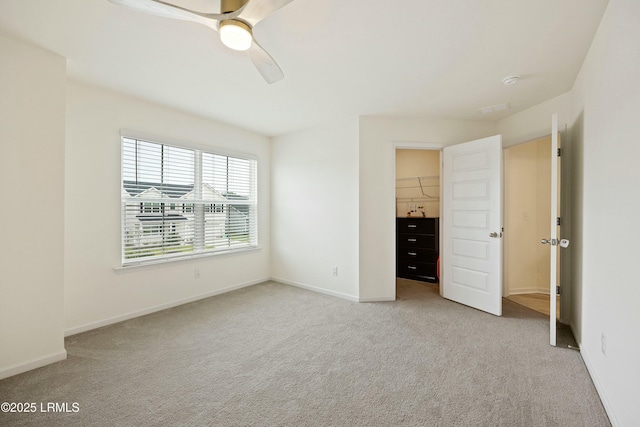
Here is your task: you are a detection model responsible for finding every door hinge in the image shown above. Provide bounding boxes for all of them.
[557,217,561,226]
[556,286,561,295]
[557,148,562,157]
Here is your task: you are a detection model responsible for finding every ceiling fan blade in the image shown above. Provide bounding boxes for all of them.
[108,0,237,28]
[246,38,284,84]
[238,0,296,27]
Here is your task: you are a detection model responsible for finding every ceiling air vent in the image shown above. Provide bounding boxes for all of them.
[479,103,510,114]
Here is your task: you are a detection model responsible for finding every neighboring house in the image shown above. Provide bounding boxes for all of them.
[179,183,230,245]
[122,181,250,257]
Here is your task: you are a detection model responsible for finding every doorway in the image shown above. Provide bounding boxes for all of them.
[503,136,557,318]
[503,132,576,348]
[395,147,441,293]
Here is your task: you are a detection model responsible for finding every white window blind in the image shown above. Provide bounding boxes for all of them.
[121,137,258,266]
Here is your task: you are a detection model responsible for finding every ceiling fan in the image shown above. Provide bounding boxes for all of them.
[108,0,295,83]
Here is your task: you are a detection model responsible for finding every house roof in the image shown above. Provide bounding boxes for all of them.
[123,180,247,202]
[123,181,193,199]
[180,183,227,201]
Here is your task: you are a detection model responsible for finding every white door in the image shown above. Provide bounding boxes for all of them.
[549,115,559,346]
[543,113,569,346]
[442,135,503,316]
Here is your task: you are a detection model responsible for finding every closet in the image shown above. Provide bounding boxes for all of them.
[395,150,441,284]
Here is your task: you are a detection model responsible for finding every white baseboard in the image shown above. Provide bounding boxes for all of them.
[271,277,359,302]
[65,277,269,337]
[580,348,619,427]
[507,288,551,296]
[359,296,396,302]
[570,322,581,348]
[0,350,67,380]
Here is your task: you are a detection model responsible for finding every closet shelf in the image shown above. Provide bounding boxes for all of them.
[396,197,439,203]
[395,175,439,182]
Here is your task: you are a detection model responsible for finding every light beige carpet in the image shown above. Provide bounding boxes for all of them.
[0,279,609,426]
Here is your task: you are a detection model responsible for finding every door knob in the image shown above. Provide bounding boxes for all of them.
[541,238,570,247]
[489,232,502,238]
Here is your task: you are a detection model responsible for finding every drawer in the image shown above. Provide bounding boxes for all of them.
[396,234,436,249]
[397,260,437,282]
[396,218,437,234]
[397,247,438,262]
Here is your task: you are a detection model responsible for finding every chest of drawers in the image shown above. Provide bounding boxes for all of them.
[396,217,439,283]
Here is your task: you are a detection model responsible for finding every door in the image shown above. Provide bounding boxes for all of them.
[442,135,503,316]
[550,115,559,346]
[543,113,569,346]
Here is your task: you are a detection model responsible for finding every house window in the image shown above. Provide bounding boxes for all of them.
[142,202,161,213]
[142,224,162,235]
[121,137,258,266]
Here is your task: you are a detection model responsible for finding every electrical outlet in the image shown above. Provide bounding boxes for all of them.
[194,268,201,279]
[331,266,338,277]
[601,333,606,356]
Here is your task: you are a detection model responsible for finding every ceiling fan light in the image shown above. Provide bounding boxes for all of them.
[219,20,252,51]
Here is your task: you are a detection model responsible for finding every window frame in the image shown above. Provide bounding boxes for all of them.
[120,133,259,268]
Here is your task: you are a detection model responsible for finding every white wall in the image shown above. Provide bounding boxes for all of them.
[64,80,271,334]
[270,117,360,300]
[569,0,640,424]
[497,92,572,147]
[358,117,497,300]
[0,36,67,378]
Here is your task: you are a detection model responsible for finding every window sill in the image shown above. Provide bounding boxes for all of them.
[113,246,262,274]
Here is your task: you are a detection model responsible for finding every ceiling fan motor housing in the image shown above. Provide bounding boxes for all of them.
[221,0,249,13]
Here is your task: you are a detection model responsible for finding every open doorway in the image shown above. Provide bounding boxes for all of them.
[395,149,441,292]
[504,132,576,348]
[503,136,558,317]
[503,134,576,347]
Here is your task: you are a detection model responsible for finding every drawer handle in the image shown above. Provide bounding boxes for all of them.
[408,266,417,270]
[408,224,417,228]
[408,252,417,256]
[407,238,417,242]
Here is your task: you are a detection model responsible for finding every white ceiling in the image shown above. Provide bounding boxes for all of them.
[0,0,608,136]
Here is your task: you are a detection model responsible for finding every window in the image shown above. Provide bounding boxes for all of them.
[141,202,160,213]
[142,224,162,235]
[203,204,224,213]
[121,137,258,266]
